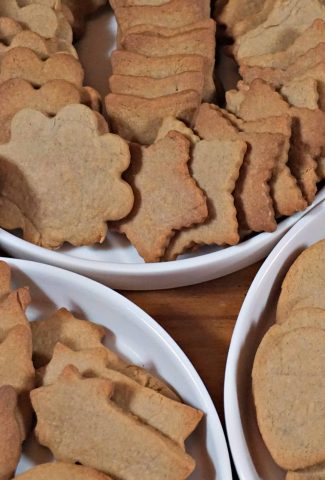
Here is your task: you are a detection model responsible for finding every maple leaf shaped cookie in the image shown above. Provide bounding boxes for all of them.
[0,386,21,480]
[0,105,134,248]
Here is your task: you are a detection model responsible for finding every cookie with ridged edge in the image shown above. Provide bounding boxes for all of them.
[114,131,208,261]
[159,118,246,259]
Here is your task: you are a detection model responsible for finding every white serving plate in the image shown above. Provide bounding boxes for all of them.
[224,199,325,480]
[1,6,324,290]
[4,258,231,479]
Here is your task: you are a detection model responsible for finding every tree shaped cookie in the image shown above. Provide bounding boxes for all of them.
[0,105,134,248]
[0,386,21,480]
[31,366,196,480]
[41,342,203,446]
[32,308,179,401]
[115,131,208,262]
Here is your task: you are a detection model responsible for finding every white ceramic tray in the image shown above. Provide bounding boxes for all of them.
[1,7,324,290]
[224,199,325,480]
[5,258,231,479]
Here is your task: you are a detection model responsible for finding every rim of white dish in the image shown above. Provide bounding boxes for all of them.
[4,256,232,480]
[224,199,325,480]
[0,187,324,278]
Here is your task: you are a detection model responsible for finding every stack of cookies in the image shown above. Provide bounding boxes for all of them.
[106,0,217,144]
[0,260,203,479]
[214,0,325,206]
[253,240,325,478]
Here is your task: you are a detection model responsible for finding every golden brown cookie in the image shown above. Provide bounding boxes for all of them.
[277,240,325,323]
[109,71,205,99]
[41,342,202,446]
[14,463,113,479]
[0,386,21,480]
[0,47,84,87]
[233,0,325,60]
[110,50,215,101]
[0,78,98,144]
[105,90,201,144]
[31,366,196,480]
[240,19,325,68]
[0,1,72,42]
[115,0,209,34]
[159,119,246,259]
[253,326,325,470]
[0,105,133,248]
[115,131,208,262]
[32,308,180,401]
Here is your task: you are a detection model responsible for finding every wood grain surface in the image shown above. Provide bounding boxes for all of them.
[122,261,262,425]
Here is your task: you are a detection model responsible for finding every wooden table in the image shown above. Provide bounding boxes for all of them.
[123,261,262,425]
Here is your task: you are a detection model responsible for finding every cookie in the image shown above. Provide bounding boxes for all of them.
[109,71,205,99]
[160,119,246,259]
[0,1,72,42]
[252,326,325,470]
[0,105,133,248]
[156,116,200,144]
[111,0,209,12]
[217,0,276,38]
[31,366,196,480]
[121,21,216,102]
[240,19,325,68]
[115,0,209,34]
[277,240,325,323]
[41,342,203,446]
[0,28,78,60]
[118,17,214,45]
[286,464,325,480]
[226,80,324,204]
[114,132,208,262]
[0,324,35,439]
[105,90,201,144]
[0,261,30,341]
[31,308,180,401]
[111,50,214,102]
[0,47,84,87]
[0,386,21,480]
[233,0,325,60]
[0,78,99,144]
[281,78,320,110]
[14,463,113,479]
[195,104,279,232]
[229,112,306,216]
[280,307,325,333]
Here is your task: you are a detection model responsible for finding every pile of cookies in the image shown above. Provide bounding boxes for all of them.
[106,0,217,144]
[215,0,325,207]
[0,260,203,479]
[252,240,325,478]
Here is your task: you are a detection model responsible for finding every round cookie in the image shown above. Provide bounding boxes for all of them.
[276,240,325,324]
[252,326,325,470]
[286,462,325,479]
[15,463,112,479]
